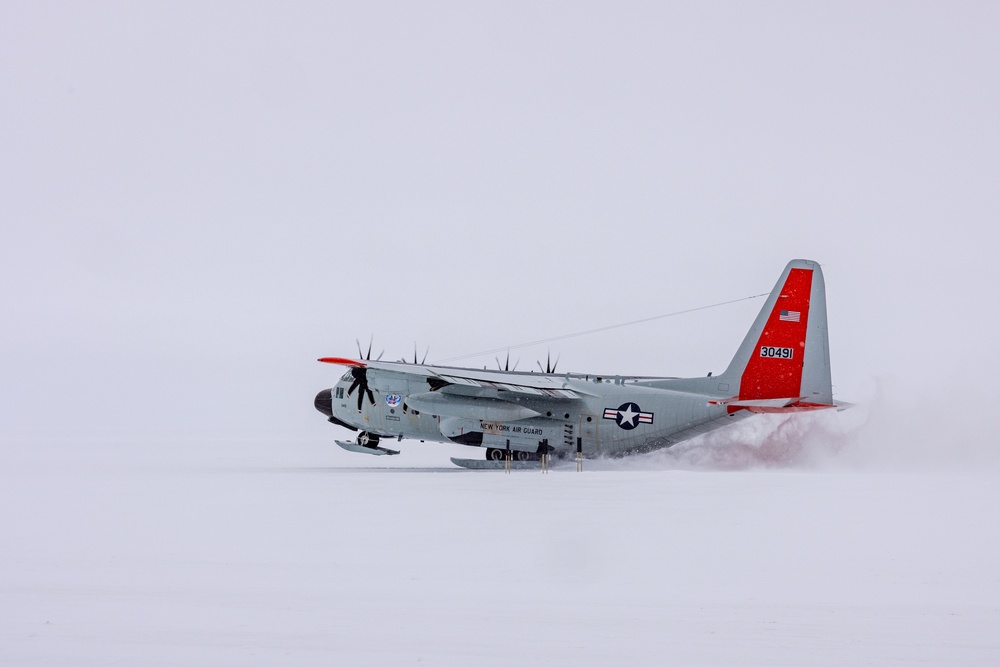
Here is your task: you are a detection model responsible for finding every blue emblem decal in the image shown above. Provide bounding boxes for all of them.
[385,394,402,407]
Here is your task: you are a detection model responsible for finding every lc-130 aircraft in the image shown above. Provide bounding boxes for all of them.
[314,259,838,465]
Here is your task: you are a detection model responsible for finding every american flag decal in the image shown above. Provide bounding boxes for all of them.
[779,310,801,322]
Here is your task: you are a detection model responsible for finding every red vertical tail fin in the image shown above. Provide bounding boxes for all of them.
[720,260,833,409]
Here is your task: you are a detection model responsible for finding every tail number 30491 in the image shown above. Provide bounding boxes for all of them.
[760,346,794,359]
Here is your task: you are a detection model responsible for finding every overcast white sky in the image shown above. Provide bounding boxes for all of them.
[2,2,998,442]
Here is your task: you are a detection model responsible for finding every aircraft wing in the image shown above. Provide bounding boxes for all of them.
[318,357,583,399]
[429,369,580,398]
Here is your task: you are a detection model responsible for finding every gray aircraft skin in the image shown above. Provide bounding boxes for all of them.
[314,259,836,461]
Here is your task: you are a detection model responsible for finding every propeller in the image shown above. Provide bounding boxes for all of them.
[495,351,519,371]
[356,336,384,362]
[346,366,375,411]
[399,344,430,365]
[413,344,429,365]
[536,351,560,374]
[347,337,382,411]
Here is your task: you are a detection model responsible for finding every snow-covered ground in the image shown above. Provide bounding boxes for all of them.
[3,411,999,665]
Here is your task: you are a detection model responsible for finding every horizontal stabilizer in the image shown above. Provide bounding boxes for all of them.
[708,397,802,408]
[335,440,400,456]
[707,396,836,414]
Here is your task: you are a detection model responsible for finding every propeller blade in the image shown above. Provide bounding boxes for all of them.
[421,347,429,365]
[347,366,370,411]
[356,339,363,358]
[414,343,419,365]
[537,360,545,373]
[366,336,373,360]
[376,350,384,361]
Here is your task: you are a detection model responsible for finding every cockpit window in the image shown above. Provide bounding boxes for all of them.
[341,370,354,382]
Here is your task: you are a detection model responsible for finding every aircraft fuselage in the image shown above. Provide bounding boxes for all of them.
[316,369,741,458]
[314,259,838,461]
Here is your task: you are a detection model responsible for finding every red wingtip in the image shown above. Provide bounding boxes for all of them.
[318,357,366,367]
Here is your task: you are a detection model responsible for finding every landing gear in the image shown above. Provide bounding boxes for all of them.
[335,432,399,456]
[486,447,539,462]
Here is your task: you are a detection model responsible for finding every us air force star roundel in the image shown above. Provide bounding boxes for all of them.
[602,402,654,430]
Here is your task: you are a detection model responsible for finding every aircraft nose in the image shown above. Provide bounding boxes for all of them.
[314,388,333,417]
